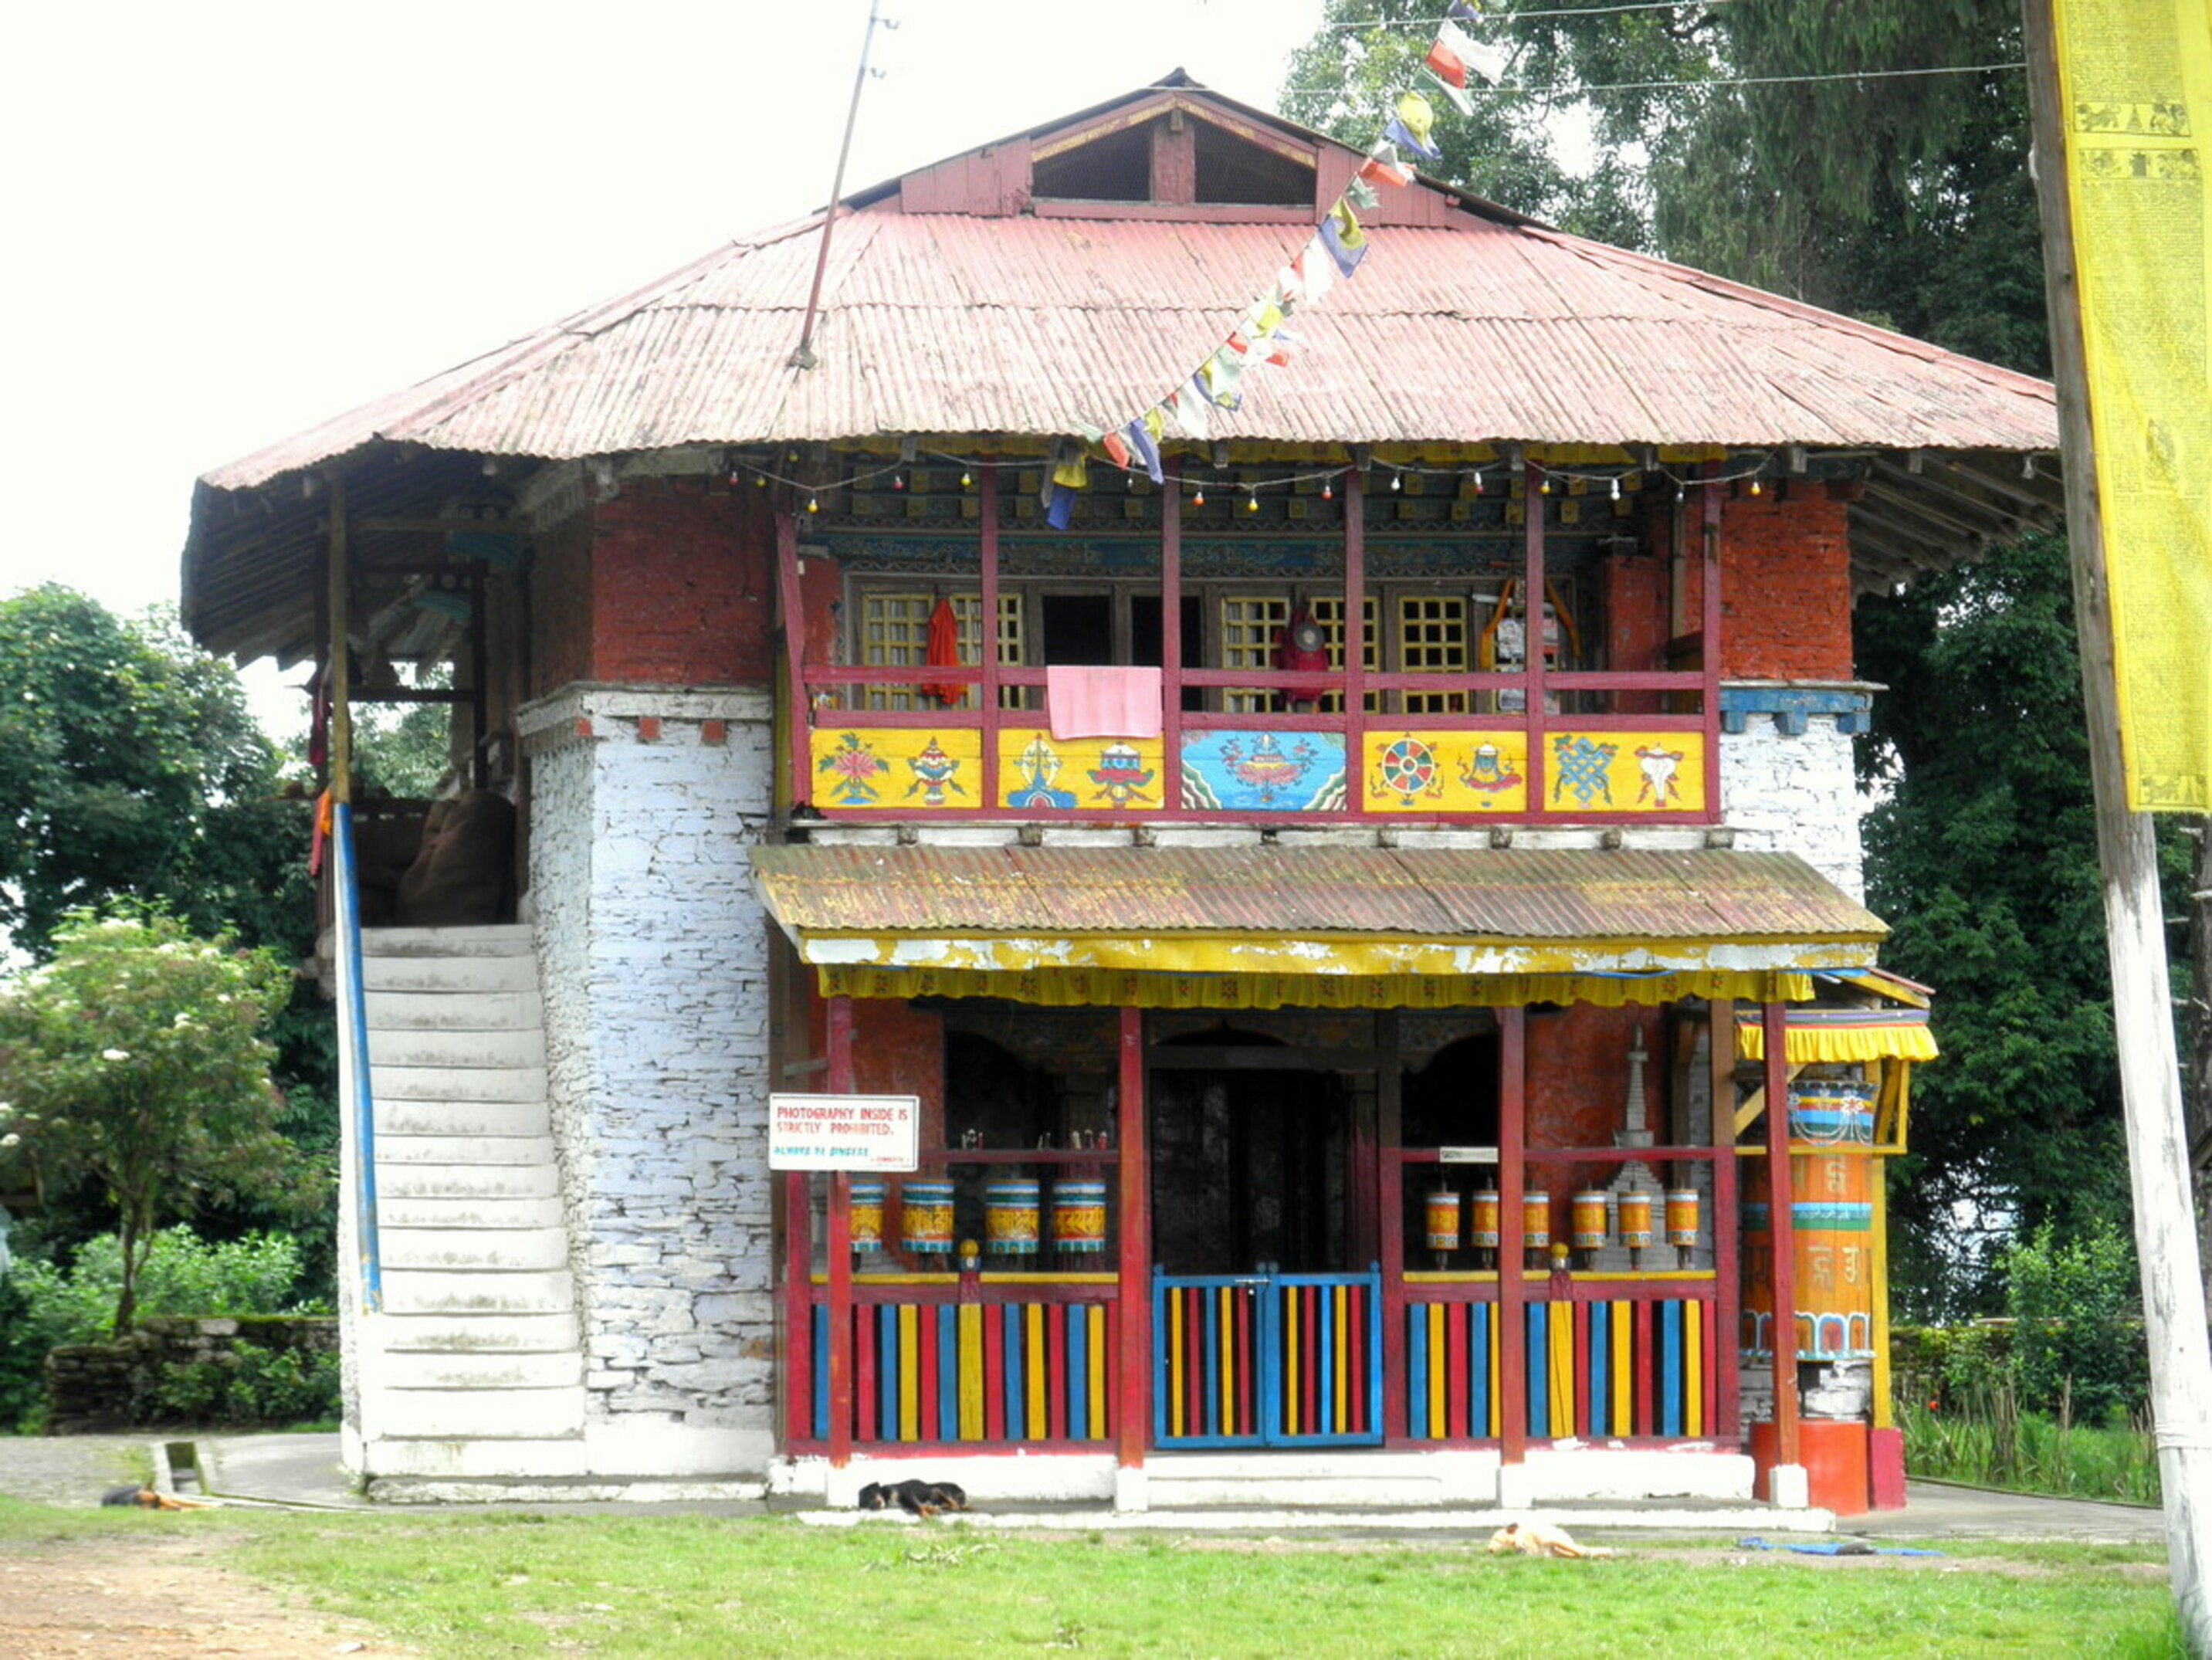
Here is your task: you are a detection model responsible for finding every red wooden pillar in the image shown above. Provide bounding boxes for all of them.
[1709,999,1743,1440]
[1115,1005,1150,1466]
[1160,459,1184,806]
[978,461,1002,808]
[784,1166,813,1444]
[1377,1010,1407,1441]
[1498,1004,1529,1462]
[774,508,809,809]
[1343,467,1367,763]
[1700,468,1725,811]
[826,996,855,1467]
[1523,459,1549,805]
[1761,998,1799,1467]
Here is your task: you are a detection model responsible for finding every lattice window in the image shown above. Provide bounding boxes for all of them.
[1219,594,1292,714]
[1398,595,1468,713]
[859,591,1023,710]
[1308,597,1379,713]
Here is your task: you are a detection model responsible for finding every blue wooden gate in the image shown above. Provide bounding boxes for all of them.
[1151,1265,1384,1448]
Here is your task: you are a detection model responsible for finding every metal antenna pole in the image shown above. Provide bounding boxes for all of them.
[791,0,890,371]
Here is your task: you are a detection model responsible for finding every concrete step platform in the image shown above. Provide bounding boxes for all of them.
[373,1310,583,1352]
[378,1268,577,1316]
[363,953,540,994]
[377,1349,585,1391]
[367,989,543,1032]
[380,1225,571,1271]
[371,1065,549,1103]
[374,1133,557,1167]
[372,1385,588,1440]
[374,1098,552,1138]
[360,926,535,958]
[376,1164,559,1200]
[377,1193,566,1229]
[367,1028,547,1072]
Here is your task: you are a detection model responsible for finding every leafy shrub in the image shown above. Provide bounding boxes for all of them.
[144,1343,340,1428]
[8,1225,321,1349]
[2002,1222,2147,1424]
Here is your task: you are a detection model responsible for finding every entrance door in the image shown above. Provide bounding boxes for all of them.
[1146,1035,1380,1447]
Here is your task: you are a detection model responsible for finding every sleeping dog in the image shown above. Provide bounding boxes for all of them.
[100,1484,212,1511]
[857,1478,969,1516]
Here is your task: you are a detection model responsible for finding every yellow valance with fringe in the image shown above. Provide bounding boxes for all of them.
[1736,1010,1939,1063]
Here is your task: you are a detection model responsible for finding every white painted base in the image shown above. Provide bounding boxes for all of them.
[1114,1464,1148,1513]
[1518,1445,1756,1502]
[774,1452,1118,1506]
[1768,1462,1811,1508]
[357,1419,775,1485]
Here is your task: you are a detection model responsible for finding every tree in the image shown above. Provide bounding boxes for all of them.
[0,907,317,1333]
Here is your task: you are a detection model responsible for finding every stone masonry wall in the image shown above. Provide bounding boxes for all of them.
[520,686,777,1474]
[1717,697,1871,902]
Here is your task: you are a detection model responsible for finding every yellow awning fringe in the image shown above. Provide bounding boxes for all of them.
[1736,1022,1940,1063]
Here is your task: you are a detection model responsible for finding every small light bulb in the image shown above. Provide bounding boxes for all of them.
[893,471,906,491]
[1610,476,1621,501]
[1539,476,1550,495]
[1750,477,1762,496]
[1473,470,1485,496]
[1245,490,1259,513]
[787,450,799,463]
[1390,471,1402,492]
[1675,483,1686,503]
[960,470,972,488]
[1194,486,1206,507]
[1321,480,1333,502]
[807,495,819,513]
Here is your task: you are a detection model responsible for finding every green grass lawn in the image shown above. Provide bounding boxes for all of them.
[0,1499,2186,1658]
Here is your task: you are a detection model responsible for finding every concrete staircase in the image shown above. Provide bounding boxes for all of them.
[354,926,588,1479]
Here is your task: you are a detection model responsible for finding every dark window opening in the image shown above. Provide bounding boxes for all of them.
[1041,593,1115,666]
[1033,124,1153,202]
[1195,123,1314,206]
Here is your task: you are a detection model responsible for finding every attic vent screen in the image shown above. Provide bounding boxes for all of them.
[1195,123,1313,206]
[1033,124,1152,202]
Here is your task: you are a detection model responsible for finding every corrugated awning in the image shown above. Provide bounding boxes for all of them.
[750,844,1887,1009]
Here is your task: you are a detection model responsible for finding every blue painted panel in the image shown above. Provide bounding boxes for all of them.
[1180,729,1349,812]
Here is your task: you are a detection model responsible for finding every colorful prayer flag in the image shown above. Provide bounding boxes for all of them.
[1296,233,1336,303]
[1170,378,1211,439]
[1384,90,1442,161]
[1321,198,1368,276]
[1046,483,1078,530]
[1100,429,1131,469]
[1126,415,1164,483]
[1359,144,1413,188]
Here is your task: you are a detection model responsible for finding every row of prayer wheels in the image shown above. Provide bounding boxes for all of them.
[849,1178,1108,1257]
[1424,1187,1700,1253]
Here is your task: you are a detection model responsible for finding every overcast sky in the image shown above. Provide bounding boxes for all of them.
[2,1,1330,722]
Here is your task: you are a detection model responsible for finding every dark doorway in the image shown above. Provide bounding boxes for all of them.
[1149,1032,1350,1274]
[1041,593,1114,666]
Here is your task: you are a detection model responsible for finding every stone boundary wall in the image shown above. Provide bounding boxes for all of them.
[46,1316,339,1434]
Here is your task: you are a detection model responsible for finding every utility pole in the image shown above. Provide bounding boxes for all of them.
[2022,2,2212,1650]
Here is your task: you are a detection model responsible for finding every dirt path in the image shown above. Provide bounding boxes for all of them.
[0,1527,410,1659]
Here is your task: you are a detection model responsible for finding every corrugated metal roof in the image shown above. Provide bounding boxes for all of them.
[204,210,2054,493]
[749,843,1887,950]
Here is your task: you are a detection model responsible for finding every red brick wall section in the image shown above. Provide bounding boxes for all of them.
[590,476,774,686]
[1524,1005,1666,1203]
[853,999,947,1151]
[1602,533,1672,715]
[1683,490,1855,682]
[530,513,594,700]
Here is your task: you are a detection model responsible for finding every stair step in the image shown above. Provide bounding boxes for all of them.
[378,1350,584,1391]
[371,1065,549,1103]
[375,1133,556,1167]
[376,1164,558,1200]
[380,1269,575,1315]
[357,1438,594,1480]
[374,1099,550,1139]
[367,990,544,1032]
[363,954,540,994]
[372,1385,587,1440]
[381,1227,571,1272]
[378,1194,566,1229]
[376,1311,582,1352]
[368,1028,547,1070]
[361,926,535,959]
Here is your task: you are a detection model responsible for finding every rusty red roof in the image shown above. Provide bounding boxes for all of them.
[205,207,2054,493]
[750,843,1887,955]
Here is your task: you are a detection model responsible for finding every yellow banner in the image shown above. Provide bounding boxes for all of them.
[2055,0,2212,811]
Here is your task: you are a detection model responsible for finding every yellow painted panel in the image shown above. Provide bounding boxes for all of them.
[1549,1303,1573,1432]
[1026,1303,1047,1435]
[1486,1308,1501,1437]
[1219,1288,1235,1433]
[1686,1300,1705,1435]
[1333,1286,1350,1433]
[1089,1306,1108,1439]
[1169,1292,1184,1438]
[999,729,1167,813]
[898,1305,920,1441]
[1427,1304,1446,1438]
[1611,1302,1631,1435]
[1284,1290,1300,1431]
[1545,730,1708,814]
[958,1304,984,1441]
[811,727,984,811]
[1362,730,1530,813]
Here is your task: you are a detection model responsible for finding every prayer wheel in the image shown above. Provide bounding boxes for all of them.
[1571,1190,1611,1250]
[899,1179,956,1255]
[984,1179,1041,1256]
[1787,1076,1877,1147]
[1469,1190,1502,1250]
[1049,1179,1109,1254]
[1616,1191,1654,1249]
[849,1178,885,1254]
[1664,1188,1701,1248]
[1742,1149,1875,1360]
[1424,1187,1462,1252]
[1522,1190,1551,1252]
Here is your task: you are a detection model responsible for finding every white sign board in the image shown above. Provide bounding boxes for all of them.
[768,1093,920,1171]
[1440,1146,1500,1165]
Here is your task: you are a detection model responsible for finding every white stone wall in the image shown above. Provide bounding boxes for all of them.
[520,686,777,1476]
[1718,714,1868,900]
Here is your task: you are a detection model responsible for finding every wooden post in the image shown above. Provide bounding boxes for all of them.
[1762,998,1798,1469]
[326,474,352,805]
[1498,1004,1528,1463]
[1522,462,1546,803]
[826,996,855,1468]
[1377,1010,1407,1442]
[2024,5,2212,1643]
[1343,466,1367,757]
[1709,998,1742,1440]
[979,460,1002,805]
[1160,459,1184,805]
[1700,469,1725,814]
[1116,1005,1149,1467]
[775,510,810,808]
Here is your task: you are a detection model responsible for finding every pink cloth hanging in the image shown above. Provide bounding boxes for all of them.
[1046,666,1164,740]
